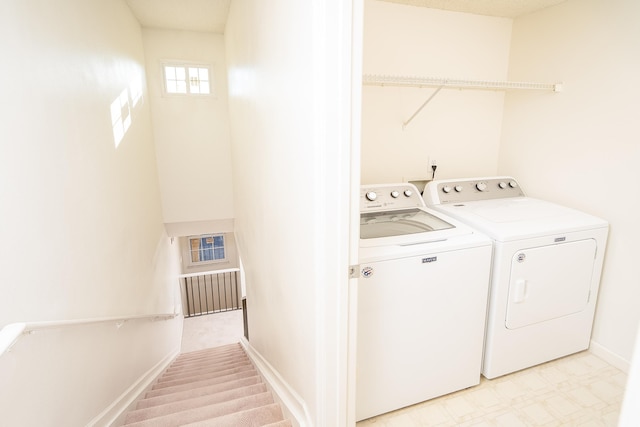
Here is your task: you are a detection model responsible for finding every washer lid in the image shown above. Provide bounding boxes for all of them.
[360,208,454,239]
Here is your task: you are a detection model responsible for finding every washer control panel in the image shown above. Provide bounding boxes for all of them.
[361,183,424,212]
[423,177,525,205]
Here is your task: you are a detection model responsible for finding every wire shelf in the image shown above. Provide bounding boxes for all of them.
[363,74,562,92]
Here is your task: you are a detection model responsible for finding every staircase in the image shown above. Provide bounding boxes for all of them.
[121,343,292,427]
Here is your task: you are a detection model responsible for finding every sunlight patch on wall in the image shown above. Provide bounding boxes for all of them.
[227,66,256,98]
[110,75,143,148]
[111,89,131,148]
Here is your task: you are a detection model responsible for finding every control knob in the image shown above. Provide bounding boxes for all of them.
[509,181,518,188]
[404,189,413,197]
[454,185,463,192]
[498,182,508,189]
[476,182,488,192]
[442,185,452,194]
[390,190,400,198]
[365,191,377,201]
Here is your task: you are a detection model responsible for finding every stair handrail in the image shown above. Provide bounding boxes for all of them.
[0,312,179,357]
[178,267,240,278]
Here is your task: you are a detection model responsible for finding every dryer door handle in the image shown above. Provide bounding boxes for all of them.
[512,279,527,303]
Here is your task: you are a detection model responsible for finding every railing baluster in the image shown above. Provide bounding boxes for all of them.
[180,269,242,318]
[209,274,214,313]
[197,275,203,316]
[189,277,195,316]
[184,278,191,317]
[213,273,219,311]
[234,271,239,309]
[223,272,229,311]
[204,274,211,314]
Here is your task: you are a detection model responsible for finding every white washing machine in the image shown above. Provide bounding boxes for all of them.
[423,176,608,379]
[356,183,492,421]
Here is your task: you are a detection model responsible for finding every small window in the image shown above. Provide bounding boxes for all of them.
[188,234,226,265]
[163,63,211,95]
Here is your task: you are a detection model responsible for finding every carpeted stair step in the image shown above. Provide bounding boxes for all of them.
[180,403,287,427]
[124,383,268,423]
[144,369,259,398]
[165,356,249,376]
[122,391,275,427]
[263,421,294,427]
[136,376,264,410]
[121,343,291,426]
[161,356,251,379]
[152,363,256,389]
[168,351,248,370]
[164,357,250,376]
[170,344,244,364]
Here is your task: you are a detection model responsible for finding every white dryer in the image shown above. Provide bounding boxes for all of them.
[356,183,492,421]
[423,177,608,379]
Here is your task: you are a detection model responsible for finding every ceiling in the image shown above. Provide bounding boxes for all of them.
[379,0,568,18]
[124,0,567,33]
[124,0,231,33]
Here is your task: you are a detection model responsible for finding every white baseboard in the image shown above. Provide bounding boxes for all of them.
[590,339,630,373]
[240,338,312,427]
[89,346,181,427]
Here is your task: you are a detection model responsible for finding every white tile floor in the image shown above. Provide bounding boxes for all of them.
[356,351,627,427]
[181,313,627,426]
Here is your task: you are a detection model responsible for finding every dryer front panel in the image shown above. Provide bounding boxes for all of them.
[505,239,597,330]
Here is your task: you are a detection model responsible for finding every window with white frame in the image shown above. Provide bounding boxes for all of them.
[188,234,226,265]
[163,63,211,95]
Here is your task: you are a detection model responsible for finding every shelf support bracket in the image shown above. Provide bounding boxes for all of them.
[402,84,445,130]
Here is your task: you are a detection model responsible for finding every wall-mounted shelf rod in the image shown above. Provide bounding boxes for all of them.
[364,74,562,129]
[363,74,563,92]
[403,84,444,129]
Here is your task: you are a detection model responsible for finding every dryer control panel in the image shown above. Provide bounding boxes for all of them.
[423,176,525,205]
[360,183,425,212]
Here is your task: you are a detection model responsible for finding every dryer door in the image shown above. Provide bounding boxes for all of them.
[505,239,597,330]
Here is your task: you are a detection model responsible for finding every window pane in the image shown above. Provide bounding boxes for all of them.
[166,81,177,93]
[189,238,199,262]
[198,68,209,81]
[176,67,186,79]
[176,81,187,93]
[165,66,175,79]
[214,248,225,259]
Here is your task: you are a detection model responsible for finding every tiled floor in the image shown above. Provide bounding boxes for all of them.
[356,351,627,427]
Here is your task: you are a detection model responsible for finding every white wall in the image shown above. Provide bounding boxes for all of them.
[142,29,235,227]
[0,0,183,423]
[225,0,355,424]
[499,0,640,367]
[361,0,512,184]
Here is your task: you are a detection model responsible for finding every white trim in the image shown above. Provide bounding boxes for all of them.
[590,339,630,373]
[185,233,228,267]
[179,267,240,278]
[160,61,216,98]
[0,314,178,357]
[0,323,26,357]
[87,346,180,426]
[240,337,312,427]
